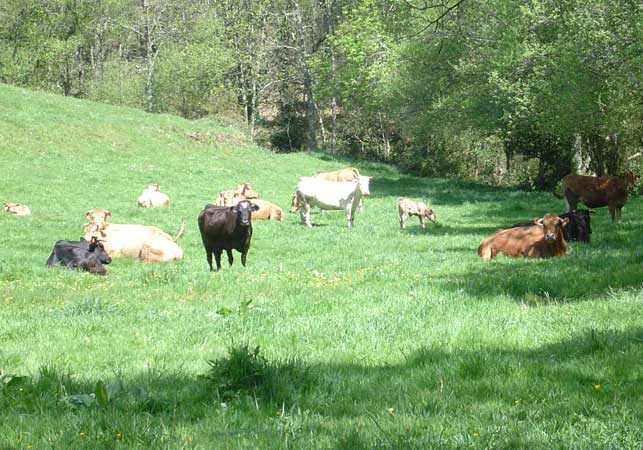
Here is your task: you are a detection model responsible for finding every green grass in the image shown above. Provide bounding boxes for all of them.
[0,83,641,450]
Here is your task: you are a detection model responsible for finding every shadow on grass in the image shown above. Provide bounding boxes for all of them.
[3,328,641,449]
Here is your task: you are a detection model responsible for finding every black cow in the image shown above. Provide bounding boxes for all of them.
[46,237,112,275]
[197,200,260,271]
[510,209,592,242]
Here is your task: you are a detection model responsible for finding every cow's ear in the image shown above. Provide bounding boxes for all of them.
[535,217,544,226]
[85,210,94,219]
[251,203,260,211]
[104,210,111,219]
[560,217,570,227]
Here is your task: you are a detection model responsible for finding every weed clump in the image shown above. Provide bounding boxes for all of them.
[206,344,272,401]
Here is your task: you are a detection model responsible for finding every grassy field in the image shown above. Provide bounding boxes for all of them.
[0,83,641,450]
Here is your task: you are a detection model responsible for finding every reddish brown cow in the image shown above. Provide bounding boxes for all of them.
[478,213,569,261]
[561,172,639,223]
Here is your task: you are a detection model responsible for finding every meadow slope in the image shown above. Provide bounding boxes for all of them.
[0,84,641,450]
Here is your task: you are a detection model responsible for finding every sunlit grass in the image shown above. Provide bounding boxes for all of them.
[0,83,641,449]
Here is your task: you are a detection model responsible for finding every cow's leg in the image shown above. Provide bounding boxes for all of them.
[608,205,616,223]
[205,247,214,271]
[616,207,622,223]
[399,212,407,229]
[301,204,312,227]
[226,248,234,266]
[359,198,364,212]
[241,251,248,267]
[564,191,578,212]
[420,215,426,229]
[214,249,223,271]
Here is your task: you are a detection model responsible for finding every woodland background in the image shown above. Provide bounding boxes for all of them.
[1,0,641,189]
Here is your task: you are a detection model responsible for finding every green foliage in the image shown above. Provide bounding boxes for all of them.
[1,57,643,450]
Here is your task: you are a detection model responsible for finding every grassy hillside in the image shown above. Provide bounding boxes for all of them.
[0,83,641,450]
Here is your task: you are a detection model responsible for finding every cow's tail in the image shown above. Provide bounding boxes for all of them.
[174,219,186,241]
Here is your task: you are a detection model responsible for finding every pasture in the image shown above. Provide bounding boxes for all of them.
[1,84,641,450]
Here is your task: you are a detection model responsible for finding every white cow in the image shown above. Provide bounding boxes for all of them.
[137,184,170,208]
[294,176,369,228]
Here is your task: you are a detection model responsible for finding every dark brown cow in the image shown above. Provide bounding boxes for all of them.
[561,172,639,223]
[478,213,569,261]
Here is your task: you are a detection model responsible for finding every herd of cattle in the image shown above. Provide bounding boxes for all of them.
[3,169,639,274]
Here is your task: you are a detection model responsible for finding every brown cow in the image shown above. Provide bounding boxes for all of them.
[4,202,31,216]
[560,172,639,223]
[478,213,569,261]
[83,209,184,262]
[398,197,436,229]
[233,182,259,199]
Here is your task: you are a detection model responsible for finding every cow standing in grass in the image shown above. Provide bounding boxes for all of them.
[478,213,569,260]
[398,197,436,229]
[197,200,259,271]
[559,172,639,223]
[294,176,368,228]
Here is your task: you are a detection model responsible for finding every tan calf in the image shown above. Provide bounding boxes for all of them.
[3,202,31,216]
[398,197,436,229]
[250,199,283,221]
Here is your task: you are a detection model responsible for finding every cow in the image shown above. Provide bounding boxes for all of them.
[510,209,593,242]
[249,199,283,221]
[83,209,184,262]
[46,236,112,275]
[137,183,170,208]
[4,202,31,216]
[197,200,260,271]
[559,172,639,223]
[312,168,372,212]
[478,213,569,261]
[294,176,368,228]
[398,197,436,229]
[233,182,259,199]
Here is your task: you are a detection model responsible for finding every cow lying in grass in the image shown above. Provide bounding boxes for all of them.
[511,209,592,242]
[4,202,31,216]
[84,208,184,262]
[137,183,170,208]
[46,236,112,275]
[478,213,569,261]
[560,172,639,223]
[215,182,260,207]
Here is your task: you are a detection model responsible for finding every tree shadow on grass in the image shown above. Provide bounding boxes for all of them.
[3,328,641,449]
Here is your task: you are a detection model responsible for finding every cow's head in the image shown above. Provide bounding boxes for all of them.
[358,176,372,196]
[3,202,17,212]
[233,200,260,226]
[85,208,111,225]
[535,213,569,242]
[236,182,259,199]
[624,171,640,188]
[88,236,112,264]
[290,193,301,213]
[148,183,161,192]
[424,208,437,223]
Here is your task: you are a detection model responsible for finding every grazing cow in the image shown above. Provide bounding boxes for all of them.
[3,202,31,216]
[294,176,367,227]
[511,209,593,242]
[46,236,112,275]
[398,197,436,229]
[197,200,260,271]
[137,183,170,208]
[83,209,184,262]
[560,172,639,223]
[478,213,569,261]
